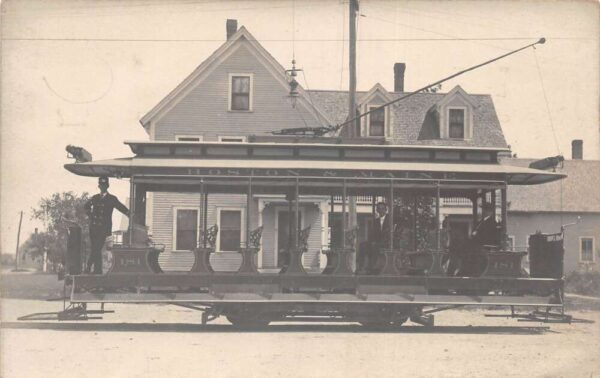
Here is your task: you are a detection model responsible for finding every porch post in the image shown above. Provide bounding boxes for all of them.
[199,180,204,246]
[203,187,208,248]
[287,192,293,251]
[471,191,479,227]
[319,201,329,269]
[246,177,252,248]
[257,199,266,268]
[413,194,418,250]
[491,189,497,218]
[134,184,146,226]
[389,180,395,250]
[295,178,300,249]
[341,179,347,249]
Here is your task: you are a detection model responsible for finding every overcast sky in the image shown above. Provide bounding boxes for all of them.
[1,0,598,255]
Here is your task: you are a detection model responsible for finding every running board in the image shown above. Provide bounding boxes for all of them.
[70,292,562,307]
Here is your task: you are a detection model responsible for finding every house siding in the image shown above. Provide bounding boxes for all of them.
[154,42,324,142]
[152,192,324,272]
[148,37,329,272]
[507,212,600,273]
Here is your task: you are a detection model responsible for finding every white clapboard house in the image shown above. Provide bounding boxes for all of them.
[137,20,509,272]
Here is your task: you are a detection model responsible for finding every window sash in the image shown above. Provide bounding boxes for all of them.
[175,209,198,251]
[231,76,250,111]
[448,109,465,139]
[369,107,385,137]
[581,238,594,262]
[220,210,242,251]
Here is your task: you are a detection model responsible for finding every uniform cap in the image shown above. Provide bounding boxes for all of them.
[98,176,109,185]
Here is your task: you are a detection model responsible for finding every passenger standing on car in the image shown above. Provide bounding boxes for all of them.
[361,202,391,273]
[84,176,129,274]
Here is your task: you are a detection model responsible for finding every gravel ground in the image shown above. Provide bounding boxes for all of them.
[2,272,599,378]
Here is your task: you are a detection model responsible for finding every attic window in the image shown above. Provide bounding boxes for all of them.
[448,108,465,139]
[229,74,253,111]
[176,135,203,142]
[368,106,385,137]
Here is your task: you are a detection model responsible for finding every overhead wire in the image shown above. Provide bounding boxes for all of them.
[4,37,589,42]
[532,48,561,155]
[532,47,564,226]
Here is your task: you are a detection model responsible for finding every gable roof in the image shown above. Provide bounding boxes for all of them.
[307,89,508,148]
[434,85,477,109]
[140,25,507,149]
[358,83,394,106]
[140,26,331,127]
[503,158,600,213]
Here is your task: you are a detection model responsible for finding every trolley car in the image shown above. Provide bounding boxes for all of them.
[61,138,568,327]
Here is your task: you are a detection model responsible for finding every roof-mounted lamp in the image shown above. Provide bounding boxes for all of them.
[285,59,301,108]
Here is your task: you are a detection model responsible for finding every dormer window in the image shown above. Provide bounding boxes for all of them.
[368,106,386,137]
[435,86,475,140]
[229,74,253,111]
[448,108,465,139]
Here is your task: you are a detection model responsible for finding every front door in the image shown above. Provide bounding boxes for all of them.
[277,211,302,268]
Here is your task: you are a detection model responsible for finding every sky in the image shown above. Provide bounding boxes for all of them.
[1,0,599,256]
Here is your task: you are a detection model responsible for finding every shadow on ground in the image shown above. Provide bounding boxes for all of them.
[1,321,556,335]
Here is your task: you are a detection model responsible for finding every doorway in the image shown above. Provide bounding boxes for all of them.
[276,210,303,268]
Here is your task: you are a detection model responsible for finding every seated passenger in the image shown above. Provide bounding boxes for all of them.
[471,202,501,247]
[456,202,500,277]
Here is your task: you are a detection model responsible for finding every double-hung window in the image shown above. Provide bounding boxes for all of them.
[173,208,198,251]
[368,106,385,137]
[448,108,465,139]
[230,74,252,111]
[580,237,595,262]
[218,209,243,252]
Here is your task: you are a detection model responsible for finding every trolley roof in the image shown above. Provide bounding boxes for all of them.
[64,141,565,187]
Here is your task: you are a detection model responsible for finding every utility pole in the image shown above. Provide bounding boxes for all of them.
[14,211,23,271]
[347,0,359,270]
[347,0,358,137]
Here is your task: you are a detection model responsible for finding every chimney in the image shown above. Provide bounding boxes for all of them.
[394,63,406,92]
[226,19,238,40]
[571,139,583,159]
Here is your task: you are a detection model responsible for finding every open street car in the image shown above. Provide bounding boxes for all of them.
[59,138,568,327]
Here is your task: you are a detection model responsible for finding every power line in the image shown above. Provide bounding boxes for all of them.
[2,37,592,42]
[532,48,561,155]
[272,38,547,136]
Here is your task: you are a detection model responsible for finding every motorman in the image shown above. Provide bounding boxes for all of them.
[84,176,129,274]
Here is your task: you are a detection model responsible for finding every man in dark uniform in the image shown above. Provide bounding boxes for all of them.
[84,176,129,274]
[357,202,391,274]
[471,202,500,247]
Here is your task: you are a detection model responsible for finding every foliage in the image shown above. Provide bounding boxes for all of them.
[421,83,442,93]
[25,192,91,269]
[565,270,600,297]
[393,195,437,251]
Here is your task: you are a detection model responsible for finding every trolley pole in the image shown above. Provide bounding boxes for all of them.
[14,211,23,271]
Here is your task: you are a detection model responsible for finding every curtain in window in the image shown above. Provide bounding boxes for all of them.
[369,107,385,136]
[176,209,198,250]
[449,109,465,139]
[231,76,250,110]
[220,210,242,251]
